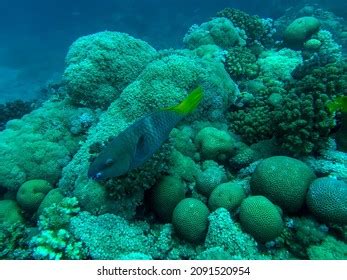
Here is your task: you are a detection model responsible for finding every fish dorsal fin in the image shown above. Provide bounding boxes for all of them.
[164,86,203,115]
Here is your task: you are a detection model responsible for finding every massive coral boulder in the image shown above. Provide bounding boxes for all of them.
[306,177,347,224]
[283,17,321,48]
[183,17,245,50]
[250,156,316,213]
[64,31,157,109]
[0,100,94,192]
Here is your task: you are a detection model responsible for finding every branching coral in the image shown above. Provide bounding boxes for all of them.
[216,8,275,47]
[224,46,259,81]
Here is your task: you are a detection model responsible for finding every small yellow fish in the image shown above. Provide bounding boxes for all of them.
[88,86,203,180]
[327,96,347,113]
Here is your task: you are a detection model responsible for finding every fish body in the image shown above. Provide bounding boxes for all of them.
[88,86,203,180]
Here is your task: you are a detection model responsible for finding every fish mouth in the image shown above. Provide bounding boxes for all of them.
[88,171,103,180]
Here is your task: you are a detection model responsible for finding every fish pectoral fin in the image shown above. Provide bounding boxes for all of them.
[135,134,150,159]
[130,133,151,169]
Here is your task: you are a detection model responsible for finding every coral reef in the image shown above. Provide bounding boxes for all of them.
[1,5,347,260]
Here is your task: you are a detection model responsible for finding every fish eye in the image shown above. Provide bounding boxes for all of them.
[104,158,114,167]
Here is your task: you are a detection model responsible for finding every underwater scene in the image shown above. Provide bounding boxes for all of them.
[0,0,347,260]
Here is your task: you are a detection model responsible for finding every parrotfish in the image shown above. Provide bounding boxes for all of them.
[88,86,203,180]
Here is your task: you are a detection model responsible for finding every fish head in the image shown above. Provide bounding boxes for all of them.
[88,140,134,180]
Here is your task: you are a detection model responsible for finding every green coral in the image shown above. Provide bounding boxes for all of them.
[208,181,246,212]
[239,196,284,243]
[0,223,32,259]
[250,156,316,213]
[0,100,92,192]
[196,161,228,196]
[16,179,53,212]
[307,236,347,260]
[257,48,303,81]
[224,46,259,80]
[172,198,210,243]
[306,177,347,224]
[64,31,157,109]
[283,17,321,48]
[273,61,346,155]
[229,60,347,155]
[69,211,153,259]
[0,200,24,226]
[216,8,274,47]
[280,217,328,259]
[37,188,65,216]
[195,127,237,160]
[30,197,85,260]
[183,17,245,49]
[204,208,265,259]
[150,176,186,222]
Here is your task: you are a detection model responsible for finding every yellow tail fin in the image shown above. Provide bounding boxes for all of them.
[165,86,203,115]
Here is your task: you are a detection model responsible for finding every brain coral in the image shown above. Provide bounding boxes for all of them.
[284,17,321,48]
[150,175,185,222]
[16,179,53,212]
[239,196,283,242]
[250,156,316,213]
[172,198,210,243]
[306,177,347,224]
[64,31,157,109]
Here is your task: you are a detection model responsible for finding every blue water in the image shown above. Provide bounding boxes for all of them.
[3,0,343,102]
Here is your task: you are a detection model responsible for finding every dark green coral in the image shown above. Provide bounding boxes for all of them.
[228,60,347,155]
[224,46,259,81]
[217,8,274,47]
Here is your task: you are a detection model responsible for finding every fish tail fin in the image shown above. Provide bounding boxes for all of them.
[165,86,203,115]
